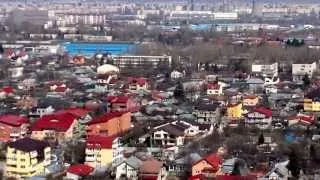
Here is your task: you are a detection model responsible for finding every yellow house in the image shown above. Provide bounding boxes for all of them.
[304,89,320,112]
[192,153,223,176]
[227,103,243,119]
[85,136,123,168]
[6,137,51,178]
[304,99,320,111]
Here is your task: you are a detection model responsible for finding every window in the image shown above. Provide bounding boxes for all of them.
[20,159,25,162]
[155,134,161,138]
[21,165,25,168]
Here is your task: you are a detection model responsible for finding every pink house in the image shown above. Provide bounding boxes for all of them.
[107,96,140,113]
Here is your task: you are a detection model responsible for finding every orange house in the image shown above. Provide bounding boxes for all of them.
[0,115,29,142]
[86,112,131,137]
[192,153,223,177]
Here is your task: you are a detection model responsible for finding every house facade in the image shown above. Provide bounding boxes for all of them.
[31,112,79,142]
[245,107,272,129]
[86,111,131,137]
[304,89,320,112]
[242,95,259,106]
[128,77,149,92]
[6,138,51,178]
[193,103,221,124]
[227,103,243,119]
[0,115,29,142]
[85,136,123,168]
[292,62,317,82]
[192,153,223,177]
[207,83,223,96]
[115,156,142,180]
[252,62,278,77]
[107,96,140,113]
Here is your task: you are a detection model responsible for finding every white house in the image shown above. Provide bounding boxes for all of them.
[170,70,184,80]
[29,106,55,118]
[115,156,142,180]
[292,62,317,82]
[252,62,278,77]
[8,67,24,78]
[207,83,223,96]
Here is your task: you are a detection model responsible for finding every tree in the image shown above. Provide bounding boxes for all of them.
[174,81,184,99]
[287,148,301,178]
[258,133,265,145]
[302,73,311,88]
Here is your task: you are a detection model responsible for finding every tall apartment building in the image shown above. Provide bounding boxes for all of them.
[6,138,51,178]
[112,55,172,69]
[252,62,278,77]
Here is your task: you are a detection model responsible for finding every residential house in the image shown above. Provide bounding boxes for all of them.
[251,62,278,77]
[66,164,94,180]
[152,124,185,147]
[139,159,167,180]
[107,96,140,113]
[152,120,200,147]
[128,77,149,92]
[193,102,221,124]
[85,135,123,168]
[6,138,51,178]
[86,111,131,137]
[167,153,202,177]
[262,160,289,180]
[0,86,14,99]
[242,95,259,106]
[192,153,223,177]
[207,83,223,96]
[115,156,142,180]
[31,112,79,142]
[287,113,314,128]
[304,88,320,111]
[292,62,317,82]
[29,105,55,118]
[245,107,272,129]
[0,115,29,142]
[227,103,243,119]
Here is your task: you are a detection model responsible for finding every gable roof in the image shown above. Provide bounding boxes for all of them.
[31,112,77,132]
[88,111,128,125]
[128,77,147,86]
[107,96,130,104]
[1,86,14,94]
[86,135,117,149]
[56,107,90,117]
[125,156,143,169]
[194,153,222,170]
[140,159,163,174]
[207,83,220,90]
[253,107,272,117]
[67,164,94,176]
[0,115,28,127]
[156,124,185,137]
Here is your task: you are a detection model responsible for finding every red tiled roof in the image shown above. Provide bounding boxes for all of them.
[188,174,205,180]
[141,176,158,180]
[107,96,129,104]
[253,107,272,117]
[57,108,90,117]
[1,86,14,94]
[54,86,68,92]
[288,114,314,125]
[86,135,116,149]
[204,153,223,169]
[207,83,220,90]
[31,113,77,132]
[216,175,257,180]
[67,164,94,176]
[88,111,127,125]
[128,77,147,86]
[0,115,28,127]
